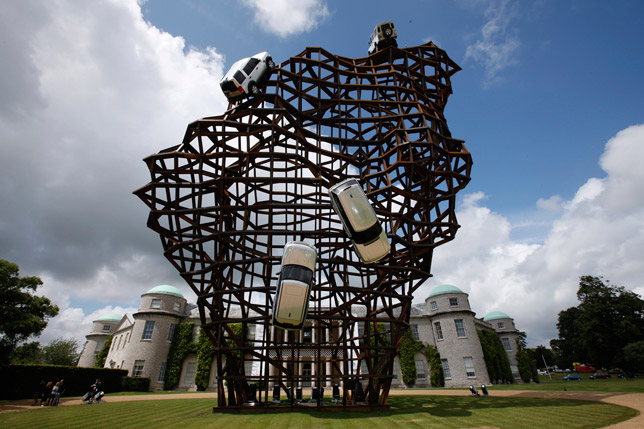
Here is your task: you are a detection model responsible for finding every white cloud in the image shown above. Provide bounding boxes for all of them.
[0,0,226,341]
[241,0,329,37]
[464,0,520,87]
[536,195,563,211]
[39,304,139,347]
[425,124,644,347]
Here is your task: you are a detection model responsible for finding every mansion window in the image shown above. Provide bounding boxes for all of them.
[415,359,426,380]
[454,319,466,338]
[184,362,197,385]
[442,359,451,379]
[502,337,512,351]
[497,321,505,329]
[192,326,200,343]
[151,298,161,309]
[141,321,155,340]
[449,297,459,307]
[434,322,444,340]
[158,362,167,382]
[511,364,520,379]
[463,357,476,378]
[167,323,177,342]
[430,301,438,311]
[173,302,181,312]
[411,324,419,341]
[133,360,145,377]
[102,324,111,332]
[303,327,312,343]
[302,362,312,382]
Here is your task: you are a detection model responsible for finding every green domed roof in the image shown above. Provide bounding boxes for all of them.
[146,284,184,298]
[96,313,122,322]
[483,311,511,321]
[428,284,465,297]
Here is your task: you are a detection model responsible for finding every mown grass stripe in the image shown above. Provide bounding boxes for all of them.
[0,396,637,429]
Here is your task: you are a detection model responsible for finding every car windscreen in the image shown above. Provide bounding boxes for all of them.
[352,222,383,245]
[281,265,313,285]
[337,186,378,231]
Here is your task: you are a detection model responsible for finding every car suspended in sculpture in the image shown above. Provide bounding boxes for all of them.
[329,179,390,264]
[272,241,317,330]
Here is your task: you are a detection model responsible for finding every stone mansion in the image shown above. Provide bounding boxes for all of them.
[78,284,523,390]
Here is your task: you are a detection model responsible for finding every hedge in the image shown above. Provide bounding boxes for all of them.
[1,365,127,400]
[122,376,151,391]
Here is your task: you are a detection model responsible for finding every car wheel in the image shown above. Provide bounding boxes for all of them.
[384,27,393,37]
[249,81,259,96]
[267,57,276,71]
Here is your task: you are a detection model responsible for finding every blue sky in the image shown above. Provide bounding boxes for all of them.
[142,0,644,238]
[1,0,643,348]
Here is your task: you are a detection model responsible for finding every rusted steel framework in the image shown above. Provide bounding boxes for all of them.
[135,42,471,408]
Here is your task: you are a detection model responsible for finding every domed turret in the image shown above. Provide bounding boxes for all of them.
[77,312,124,367]
[426,284,489,387]
[146,284,184,298]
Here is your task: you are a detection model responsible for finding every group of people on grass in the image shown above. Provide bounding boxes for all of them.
[33,378,103,406]
[34,379,65,406]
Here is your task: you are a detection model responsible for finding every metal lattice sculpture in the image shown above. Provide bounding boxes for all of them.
[135,42,471,408]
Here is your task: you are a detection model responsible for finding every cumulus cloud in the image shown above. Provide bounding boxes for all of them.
[241,0,329,37]
[536,195,563,211]
[424,124,644,347]
[0,0,226,344]
[464,0,520,87]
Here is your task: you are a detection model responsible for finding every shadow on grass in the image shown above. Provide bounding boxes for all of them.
[302,395,608,420]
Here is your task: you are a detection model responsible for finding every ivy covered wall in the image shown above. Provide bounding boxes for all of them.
[477,329,513,384]
[164,322,196,390]
[95,335,113,368]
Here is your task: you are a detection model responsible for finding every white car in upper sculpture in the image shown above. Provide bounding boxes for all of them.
[220,51,276,101]
[328,179,390,264]
[272,241,317,330]
[368,21,398,55]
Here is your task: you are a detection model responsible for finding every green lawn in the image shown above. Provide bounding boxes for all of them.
[0,395,637,429]
[485,373,644,393]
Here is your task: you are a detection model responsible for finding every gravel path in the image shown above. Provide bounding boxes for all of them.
[2,389,642,428]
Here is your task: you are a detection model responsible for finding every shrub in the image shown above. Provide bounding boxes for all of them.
[122,376,151,391]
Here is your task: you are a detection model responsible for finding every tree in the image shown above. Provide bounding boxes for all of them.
[40,337,80,366]
[516,338,539,383]
[10,341,43,364]
[528,345,556,370]
[552,276,644,369]
[619,341,644,373]
[0,260,59,365]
